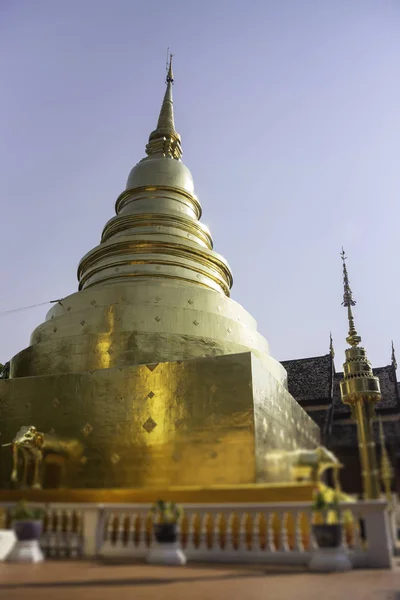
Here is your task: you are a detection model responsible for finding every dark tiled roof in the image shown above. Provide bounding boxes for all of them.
[332,374,351,416]
[374,366,400,409]
[281,354,332,404]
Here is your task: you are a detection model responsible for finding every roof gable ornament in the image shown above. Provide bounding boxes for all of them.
[391,340,397,371]
[329,331,335,358]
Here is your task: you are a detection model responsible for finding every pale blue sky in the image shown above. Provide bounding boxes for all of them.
[1,0,399,370]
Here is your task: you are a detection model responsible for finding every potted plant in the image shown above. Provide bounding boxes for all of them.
[312,488,342,548]
[150,500,183,543]
[11,501,45,542]
[309,488,352,572]
[7,501,45,563]
[147,500,186,565]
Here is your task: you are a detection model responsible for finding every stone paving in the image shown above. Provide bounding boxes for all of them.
[0,561,399,600]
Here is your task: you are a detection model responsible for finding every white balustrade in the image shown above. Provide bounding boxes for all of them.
[2,503,84,559]
[0,500,392,569]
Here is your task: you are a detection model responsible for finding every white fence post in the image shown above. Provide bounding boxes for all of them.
[82,505,101,558]
[361,501,392,569]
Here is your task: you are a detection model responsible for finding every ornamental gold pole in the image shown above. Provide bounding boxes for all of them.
[353,399,380,499]
[339,250,381,500]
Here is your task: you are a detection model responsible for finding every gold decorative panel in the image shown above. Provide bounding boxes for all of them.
[0,352,319,490]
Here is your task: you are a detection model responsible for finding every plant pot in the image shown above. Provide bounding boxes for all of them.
[13,520,43,542]
[154,523,178,544]
[312,524,342,548]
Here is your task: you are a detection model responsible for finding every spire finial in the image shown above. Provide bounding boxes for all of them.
[391,340,397,370]
[329,331,335,358]
[145,54,182,159]
[166,53,174,84]
[341,248,361,347]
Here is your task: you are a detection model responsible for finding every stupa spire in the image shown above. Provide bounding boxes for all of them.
[146,54,182,159]
[341,248,361,347]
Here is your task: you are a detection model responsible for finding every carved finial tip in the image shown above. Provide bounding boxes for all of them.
[166,53,174,84]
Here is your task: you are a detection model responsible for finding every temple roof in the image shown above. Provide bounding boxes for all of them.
[281,354,332,404]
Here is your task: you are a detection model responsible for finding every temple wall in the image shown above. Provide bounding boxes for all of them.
[251,356,320,482]
[0,352,254,489]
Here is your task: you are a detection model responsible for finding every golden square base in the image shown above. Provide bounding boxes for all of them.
[0,352,319,489]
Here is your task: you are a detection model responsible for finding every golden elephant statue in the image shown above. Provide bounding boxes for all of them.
[263,445,343,488]
[2,425,83,489]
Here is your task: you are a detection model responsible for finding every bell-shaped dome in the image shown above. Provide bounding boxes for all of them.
[126,156,195,196]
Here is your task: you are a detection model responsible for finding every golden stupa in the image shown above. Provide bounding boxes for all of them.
[0,59,320,491]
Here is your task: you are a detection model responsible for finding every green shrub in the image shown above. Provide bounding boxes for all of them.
[11,501,45,521]
[150,500,183,524]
